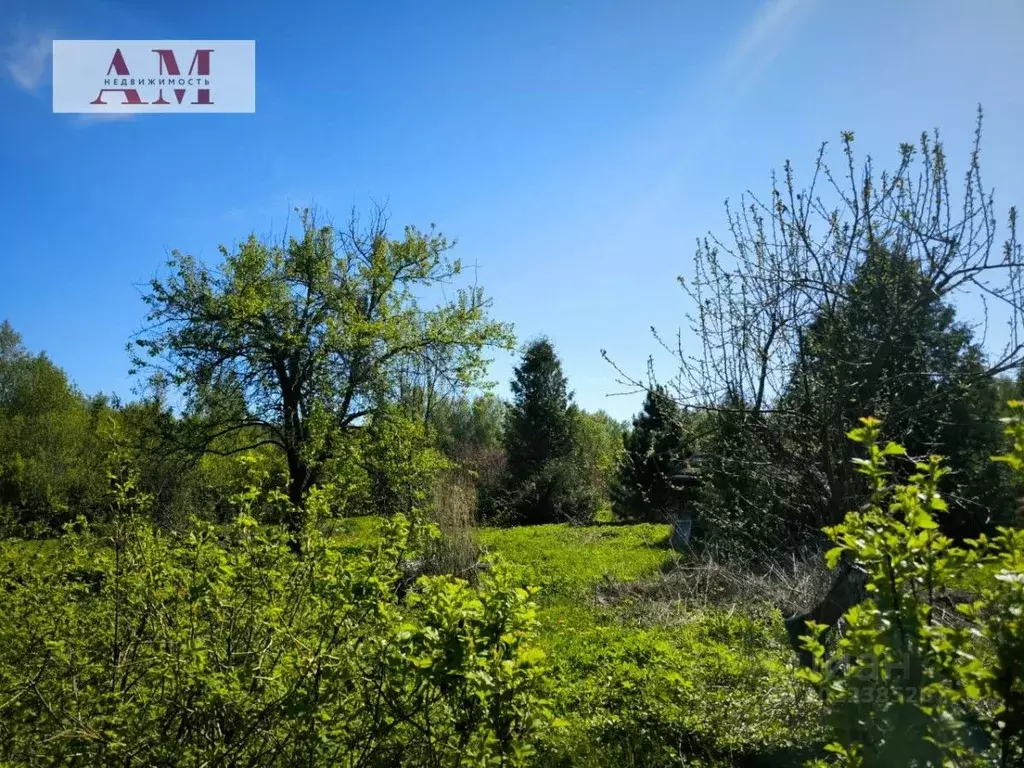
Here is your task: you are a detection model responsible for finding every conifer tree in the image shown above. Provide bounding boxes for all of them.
[788,244,1013,539]
[489,338,598,524]
[504,338,574,482]
[612,386,690,522]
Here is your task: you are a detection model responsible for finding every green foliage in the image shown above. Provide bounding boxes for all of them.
[693,394,799,558]
[503,338,575,482]
[485,339,598,528]
[790,244,1014,540]
[0,470,552,765]
[133,207,514,524]
[536,604,820,767]
[355,407,453,519]
[613,386,691,523]
[489,339,600,525]
[491,456,603,527]
[661,116,1023,563]
[571,409,626,503]
[429,393,509,495]
[692,245,1017,560]
[432,393,506,457]
[796,412,1024,767]
[126,393,292,527]
[0,321,112,533]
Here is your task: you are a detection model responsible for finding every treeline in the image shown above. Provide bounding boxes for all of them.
[0,225,633,538]
[3,283,1022,550]
[0,320,634,535]
[3,113,1024,568]
[0,322,286,534]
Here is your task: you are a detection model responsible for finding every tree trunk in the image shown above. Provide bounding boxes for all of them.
[785,554,868,666]
[285,447,311,554]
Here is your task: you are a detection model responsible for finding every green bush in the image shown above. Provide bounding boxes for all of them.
[0,468,552,765]
[483,456,602,527]
[797,410,1024,767]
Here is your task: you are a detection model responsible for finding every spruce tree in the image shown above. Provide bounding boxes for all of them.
[491,338,597,524]
[612,386,690,522]
[504,339,574,482]
[789,243,1013,539]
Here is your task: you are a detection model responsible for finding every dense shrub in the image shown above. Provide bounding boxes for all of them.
[0,468,552,765]
[694,396,815,560]
[797,410,1024,767]
[358,408,453,519]
[571,409,625,504]
[483,456,601,527]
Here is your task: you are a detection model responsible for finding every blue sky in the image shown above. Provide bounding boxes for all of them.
[1,0,1023,421]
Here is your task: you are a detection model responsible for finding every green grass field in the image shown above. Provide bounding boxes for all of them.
[327,516,823,765]
[478,521,821,766]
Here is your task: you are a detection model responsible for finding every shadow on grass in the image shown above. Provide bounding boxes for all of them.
[733,742,825,767]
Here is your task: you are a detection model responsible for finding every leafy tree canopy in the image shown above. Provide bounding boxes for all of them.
[134,207,515,527]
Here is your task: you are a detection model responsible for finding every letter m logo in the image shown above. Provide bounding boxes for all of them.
[153,48,213,77]
[153,48,213,105]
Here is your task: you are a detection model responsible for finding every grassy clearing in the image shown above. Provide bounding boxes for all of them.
[471,520,823,766]
[327,514,384,552]
[477,521,674,601]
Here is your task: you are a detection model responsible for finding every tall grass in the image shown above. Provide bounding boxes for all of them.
[421,471,482,579]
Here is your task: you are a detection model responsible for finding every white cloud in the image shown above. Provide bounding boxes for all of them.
[3,29,52,93]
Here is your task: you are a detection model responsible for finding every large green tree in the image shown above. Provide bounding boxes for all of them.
[134,208,514,529]
[503,338,574,484]
[786,243,1013,539]
[490,338,598,524]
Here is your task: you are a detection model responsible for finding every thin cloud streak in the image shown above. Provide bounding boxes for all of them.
[3,29,52,93]
[716,0,815,94]
[685,0,818,152]
[613,0,819,229]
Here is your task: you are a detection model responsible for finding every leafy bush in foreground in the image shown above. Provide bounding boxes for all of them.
[0,473,551,765]
[798,410,1024,767]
